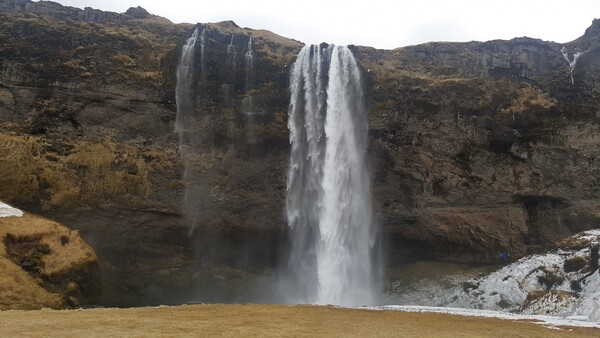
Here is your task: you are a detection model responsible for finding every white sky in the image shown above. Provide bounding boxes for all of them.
[35,0,599,49]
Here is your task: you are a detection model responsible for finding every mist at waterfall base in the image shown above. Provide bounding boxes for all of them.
[175,28,381,305]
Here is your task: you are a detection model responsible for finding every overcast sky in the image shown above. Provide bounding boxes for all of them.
[35,0,599,49]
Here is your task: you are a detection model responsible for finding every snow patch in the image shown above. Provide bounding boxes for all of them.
[444,253,565,312]
[0,201,23,218]
[385,230,600,324]
[361,305,600,329]
[575,229,600,243]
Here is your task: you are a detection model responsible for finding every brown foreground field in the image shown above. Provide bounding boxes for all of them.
[0,304,597,337]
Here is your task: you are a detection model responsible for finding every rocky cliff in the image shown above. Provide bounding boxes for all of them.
[0,0,599,305]
[357,23,600,263]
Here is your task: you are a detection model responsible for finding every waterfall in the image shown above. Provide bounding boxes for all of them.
[242,36,254,114]
[226,34,237,88]
[175,28,199,135]
[175,27,208,229]
[285,44,378,306]
[200,29,206,76]
[560,46,586,85]
[242,36,256,144]
[244,37,254,92]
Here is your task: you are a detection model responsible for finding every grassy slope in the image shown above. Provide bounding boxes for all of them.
[0,212,99,310]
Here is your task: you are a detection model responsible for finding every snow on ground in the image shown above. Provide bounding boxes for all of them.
[362,305,600,329]
[383,230,600,325]
[0,201,23,218]
[441,230,600,321]
[443,253,566,311]
[383,261,495,307]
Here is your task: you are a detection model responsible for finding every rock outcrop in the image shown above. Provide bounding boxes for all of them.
[0,0,599,305]
[442,230,600,321]
[0,202,101,310]
[385,229,600,321]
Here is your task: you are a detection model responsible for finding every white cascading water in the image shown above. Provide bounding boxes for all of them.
[175,27,211,230]
[244,37,253,92]
[285,44,378,306]
[560,46,586,85]
[242,37,254,112]
[175,28,199,135]
[242,36,256,144]
[199,29,206,77]
[226,34,237,87]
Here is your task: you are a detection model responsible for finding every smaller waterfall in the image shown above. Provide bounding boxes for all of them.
[226,34,237,88]
[175,28,199,136]
[242,36,256,145]
[242,37,254,114]
[561,46,586,85]
[175,27,207,230]
[244,37,254,92]
[200,29,206,76]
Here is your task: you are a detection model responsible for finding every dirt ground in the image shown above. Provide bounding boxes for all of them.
[0,304,597,337]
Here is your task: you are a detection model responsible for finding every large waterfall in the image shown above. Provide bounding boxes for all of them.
[285,44,378,306]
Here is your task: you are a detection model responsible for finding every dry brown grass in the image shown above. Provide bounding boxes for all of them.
[0,132,176,210]
[0,212,98,310]
[0,256,63,310]
[0,304,596,337]
[497,84,558,115]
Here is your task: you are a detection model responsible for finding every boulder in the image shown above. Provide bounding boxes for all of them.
[0,202,101,310]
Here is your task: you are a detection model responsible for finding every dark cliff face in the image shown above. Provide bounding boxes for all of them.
[1,0,600,304]
[357,19,600,263]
